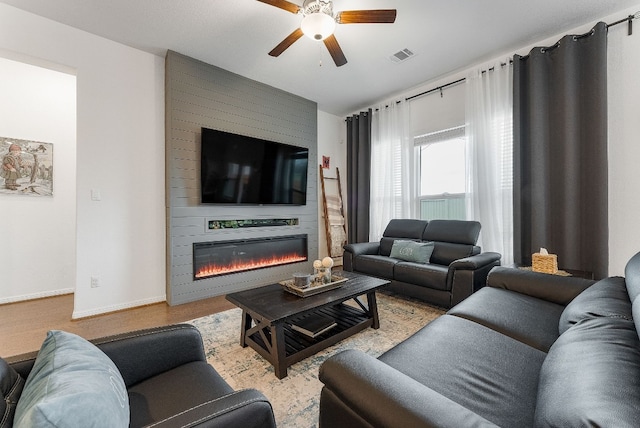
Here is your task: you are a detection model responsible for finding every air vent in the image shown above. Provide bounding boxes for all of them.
[390,48,415,63]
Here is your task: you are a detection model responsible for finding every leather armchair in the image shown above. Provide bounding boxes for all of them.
[6,324,276,428]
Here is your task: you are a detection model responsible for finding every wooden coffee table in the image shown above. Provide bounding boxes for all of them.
[225,271,389,379]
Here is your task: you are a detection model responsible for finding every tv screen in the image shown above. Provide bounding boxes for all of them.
[201,127,309,205]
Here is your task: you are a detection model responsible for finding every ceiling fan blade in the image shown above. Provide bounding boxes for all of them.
[256,0,301,14]
[336,9,397,24]
[323,34,347,67]
[268,28,304,57]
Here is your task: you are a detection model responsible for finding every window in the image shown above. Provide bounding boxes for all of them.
[415,126,466,221]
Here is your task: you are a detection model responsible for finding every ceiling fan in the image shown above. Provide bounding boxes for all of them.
[258,0,397,67]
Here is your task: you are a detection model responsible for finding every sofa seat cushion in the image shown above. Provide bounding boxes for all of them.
[13,330,129,428]
[559,276,631,335]
[535,316,640,427]
[354,255,398,280]
[128,361,234,427]
[379,315,546,428]
[448,287,564,352]
[394,262,449,291]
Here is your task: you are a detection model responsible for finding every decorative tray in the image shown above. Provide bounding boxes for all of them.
[280,275,349,297]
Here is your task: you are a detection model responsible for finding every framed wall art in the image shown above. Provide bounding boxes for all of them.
[0,137,53,196]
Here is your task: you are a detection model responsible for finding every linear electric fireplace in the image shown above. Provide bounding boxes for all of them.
[193,234,308,280]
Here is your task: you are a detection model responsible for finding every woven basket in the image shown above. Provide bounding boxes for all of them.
[532,253,558,274]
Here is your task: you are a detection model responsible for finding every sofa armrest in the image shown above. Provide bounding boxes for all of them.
[319,349,498,428]
[147,389,276,428]
[343,242,380,256]
[487,266,596,305]
[343,242,380,271]
[449,252,502,270]
[447,252,502,307]
[93,324,207,387]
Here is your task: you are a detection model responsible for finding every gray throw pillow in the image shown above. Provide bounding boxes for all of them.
[13,330,129,428]
[389,240,434,264]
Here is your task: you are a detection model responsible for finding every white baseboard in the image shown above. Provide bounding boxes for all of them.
[0,288,75,305]
[71,295,167,319]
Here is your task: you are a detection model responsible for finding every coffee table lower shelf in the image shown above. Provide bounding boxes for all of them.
[250,303,370,358]
[243,302,376,379]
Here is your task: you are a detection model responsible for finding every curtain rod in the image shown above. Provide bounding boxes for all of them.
[405,77,466,102]
[607,11,640,35]
[403,61,511,103]
[354,11,640,115]
[402,11,638,104]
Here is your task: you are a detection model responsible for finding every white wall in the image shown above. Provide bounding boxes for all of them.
[0,3,166,317]
[317,110,347,261]
[607,6,640,275]
[356,4,640,276]
[0,57,76,303]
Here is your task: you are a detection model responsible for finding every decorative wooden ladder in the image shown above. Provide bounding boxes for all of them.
[319,165,347,259]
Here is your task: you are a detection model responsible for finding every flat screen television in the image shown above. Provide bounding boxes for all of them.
[200,127,309,205]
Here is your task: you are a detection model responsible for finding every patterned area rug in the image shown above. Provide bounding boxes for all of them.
[188,292,444,428]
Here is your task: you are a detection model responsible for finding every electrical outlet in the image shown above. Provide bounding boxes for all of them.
[90,276,100,288]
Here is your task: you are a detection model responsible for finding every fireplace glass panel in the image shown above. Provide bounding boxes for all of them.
[193,234,308,280]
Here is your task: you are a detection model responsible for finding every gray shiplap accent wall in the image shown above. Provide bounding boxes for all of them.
[166,51,318,305]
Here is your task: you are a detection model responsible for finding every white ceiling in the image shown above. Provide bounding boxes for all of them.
[1,0,638,116]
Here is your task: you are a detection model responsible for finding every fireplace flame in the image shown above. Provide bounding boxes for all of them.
[195,253,307,279]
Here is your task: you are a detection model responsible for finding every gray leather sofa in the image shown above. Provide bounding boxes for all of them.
[1,324,276,428]
[319,251,640,428]
[343,219,501,308]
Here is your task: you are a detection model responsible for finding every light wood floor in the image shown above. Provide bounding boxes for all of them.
[0,294,235,358]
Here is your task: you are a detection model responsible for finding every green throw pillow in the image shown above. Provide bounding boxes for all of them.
[389,240,434,264]
[13,330,129,428]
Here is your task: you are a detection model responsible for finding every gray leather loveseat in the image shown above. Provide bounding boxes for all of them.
[319,251,640,427]
[2,324,276,427]
[343,219,501,308]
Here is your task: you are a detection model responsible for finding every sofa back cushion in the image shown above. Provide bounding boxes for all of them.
[534,317,640,428]
[625,251,640,338]
[1,358,24,428]
[429,242,479,266]
[422,220,481,245]
[626,251,640,302]
[379,219,428,257]
[422,220,481,265]
[558,276,632,335]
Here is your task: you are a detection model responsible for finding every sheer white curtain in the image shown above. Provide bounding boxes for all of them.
[465,61,514,265]
[369,101,416,241]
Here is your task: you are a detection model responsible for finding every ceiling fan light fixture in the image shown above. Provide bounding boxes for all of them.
[301,12,336,40]
[260,0,396,67]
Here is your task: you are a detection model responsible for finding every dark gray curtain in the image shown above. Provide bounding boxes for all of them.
[513,22,608,279]
[346,110,372,243]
